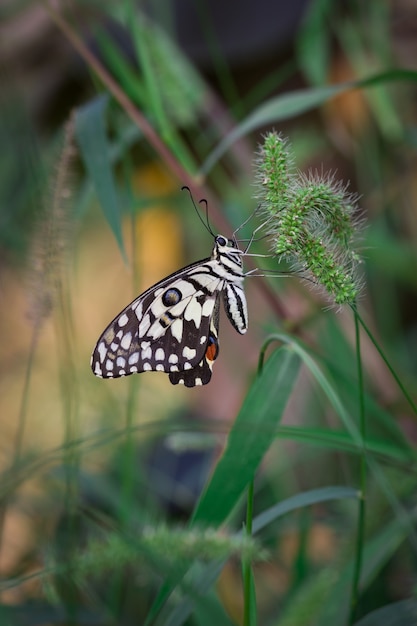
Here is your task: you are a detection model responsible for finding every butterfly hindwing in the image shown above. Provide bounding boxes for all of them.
[169,297,220,387]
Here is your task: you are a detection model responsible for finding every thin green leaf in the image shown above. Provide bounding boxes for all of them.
[275,426,415,465]
[200,69,417,175]
[191,346,300,527]
[253,486,359,535]
[354,599,417,626]
[172,589,235,626]
[94,30,147,106]
[296,0,332,84]
[75,95,126,259]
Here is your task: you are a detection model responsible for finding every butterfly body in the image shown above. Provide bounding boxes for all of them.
[91,235,248,387]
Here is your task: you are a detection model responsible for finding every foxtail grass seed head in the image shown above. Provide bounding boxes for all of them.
[47,526,267,589]
[254,131,292,214]
[27,115,76,327]
[255,132,363,306]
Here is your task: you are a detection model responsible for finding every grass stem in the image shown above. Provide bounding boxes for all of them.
[349,305,366,623]
[243,480,255,626]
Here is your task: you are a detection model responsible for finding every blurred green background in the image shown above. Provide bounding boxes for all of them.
[1,1,417,624]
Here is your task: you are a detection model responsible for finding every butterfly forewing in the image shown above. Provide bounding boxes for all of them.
[91,235,247,386]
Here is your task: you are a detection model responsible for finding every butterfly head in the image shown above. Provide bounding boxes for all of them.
[213,234,243,269]
[215,234,234,248]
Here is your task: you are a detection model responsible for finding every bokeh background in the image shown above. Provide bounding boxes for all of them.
[1,1,417,624]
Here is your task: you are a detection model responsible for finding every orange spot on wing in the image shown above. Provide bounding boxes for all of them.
[205,340,219,362]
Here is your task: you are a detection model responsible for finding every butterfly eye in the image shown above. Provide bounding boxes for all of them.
[216,235,227,247]
[162,288,182,306]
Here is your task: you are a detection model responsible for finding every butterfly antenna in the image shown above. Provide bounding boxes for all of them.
[198,198,216,237]
[233,204,260,241]
[240,213,277,253]
[181,186,215,237]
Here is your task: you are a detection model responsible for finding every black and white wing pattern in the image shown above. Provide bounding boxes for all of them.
[91,235,248,387]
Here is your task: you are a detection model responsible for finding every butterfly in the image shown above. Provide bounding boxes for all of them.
[91,234,248,387]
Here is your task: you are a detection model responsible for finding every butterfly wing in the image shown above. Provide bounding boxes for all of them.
[169,297,220,387]
[91,260,222,385]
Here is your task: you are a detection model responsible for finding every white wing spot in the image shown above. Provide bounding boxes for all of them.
[195,377,203,386]
[128,353,139,365]
[121,332,132,350]
[184,362,192,370]
[202,299,215,317]
[182,346,196,360]
[94,363,103,377]
[155,348,165,361]
[169,365,179,372]
[119,369,126,376]
[184,300,202,326]
[199,335,207,345]
[106,359,114,371]
[190,272,217,289]
[133,301,143,319]
[110,342,118,351]
[116,330,123,339]
[97,342,107,363]
[143,362,152,371]
[169,354,179,364]
[148,318,167,340]
[156,364,165,371]
[141,340,152,359]
[139,313,151,335]
[173,281,195,298]
[129,366,138,373]
[116,356,126,368]
[118,313,129,327]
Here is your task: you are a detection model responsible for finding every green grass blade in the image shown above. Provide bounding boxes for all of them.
[94,29,147,106]
[274,426,415,464]
[75,95,126,259]
[253,486,359,535]
[296,0,332,84]
[354,599,417,626]
[200,69,417,175]
[191,346,300,527]
[166,588,235,626]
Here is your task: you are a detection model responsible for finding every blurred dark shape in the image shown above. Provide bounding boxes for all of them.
[144,430,217,519]
[144,0,310,67]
